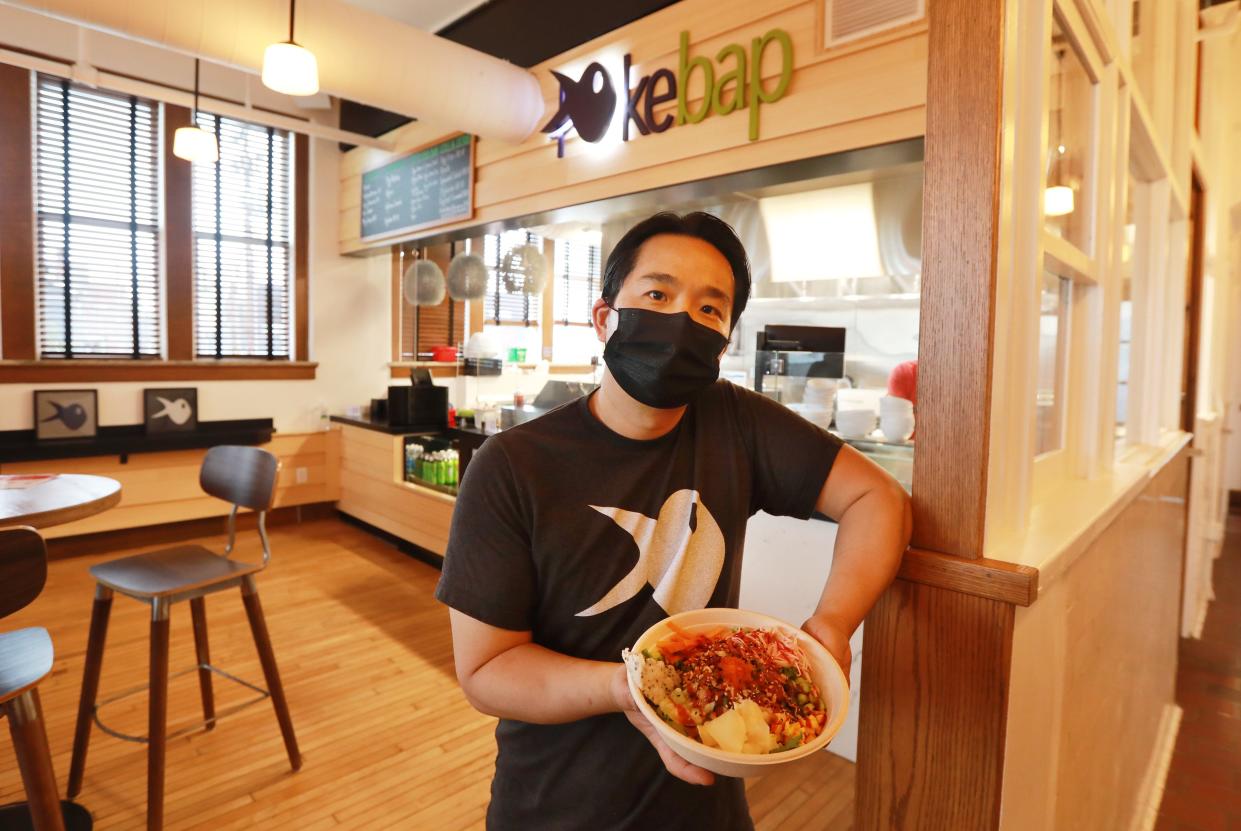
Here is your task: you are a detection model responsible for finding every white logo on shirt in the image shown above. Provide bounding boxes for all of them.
[575,489,725,617]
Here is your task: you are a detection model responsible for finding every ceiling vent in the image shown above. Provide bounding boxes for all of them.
[824,0,925,48]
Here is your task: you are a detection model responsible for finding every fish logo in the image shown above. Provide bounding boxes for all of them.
[576,489,724,618]
[41,401,88,431]
[152,397,193,426]
[541,62,617,158]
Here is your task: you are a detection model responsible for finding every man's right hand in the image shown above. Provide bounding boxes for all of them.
[610,664,715,787]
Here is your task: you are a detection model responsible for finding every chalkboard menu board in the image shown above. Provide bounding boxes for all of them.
[360,133,474,241]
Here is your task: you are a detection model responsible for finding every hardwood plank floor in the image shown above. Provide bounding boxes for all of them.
[0,515,854,829]
[1155,512,1241,831]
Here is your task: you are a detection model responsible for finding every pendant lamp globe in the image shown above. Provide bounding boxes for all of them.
[263,0,320,96]
[173,59,218,164]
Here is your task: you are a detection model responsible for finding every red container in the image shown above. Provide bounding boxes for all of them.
[430,345,457,362]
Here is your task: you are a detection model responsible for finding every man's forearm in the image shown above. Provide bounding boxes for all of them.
[814,481,911,634]
[461,642,622,724]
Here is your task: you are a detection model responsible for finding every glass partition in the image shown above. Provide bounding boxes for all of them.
[1044,12,1097,256]
[1036,266,1072,456]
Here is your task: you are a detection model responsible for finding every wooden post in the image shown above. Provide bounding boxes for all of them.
[856,0,1014,828]
[164,104,195,361]
[909,0,1006,558]
[0,64,35,360]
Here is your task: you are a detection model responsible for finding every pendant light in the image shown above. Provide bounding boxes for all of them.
[173,59,219,164]
[262,0,320,96]
[1044,46,1075,218]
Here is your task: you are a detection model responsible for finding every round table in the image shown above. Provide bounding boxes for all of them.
[0,474,116,830]
[0,475,122,530]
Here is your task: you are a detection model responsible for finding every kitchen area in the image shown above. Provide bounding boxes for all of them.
[331,137,923,760]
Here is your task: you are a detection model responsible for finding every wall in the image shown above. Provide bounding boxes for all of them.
[998,449,1188,831]
[339,0,928,254]
[0,114,395,435]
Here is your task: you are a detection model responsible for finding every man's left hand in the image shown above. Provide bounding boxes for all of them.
[801,613,853,677]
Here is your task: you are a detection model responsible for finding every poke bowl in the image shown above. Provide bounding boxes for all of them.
[622,608,850,778]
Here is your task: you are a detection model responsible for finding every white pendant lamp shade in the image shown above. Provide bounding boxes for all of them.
[500,244,548,295]
[174,58,218,164]
[403,259,446,306]
[447,253,489,301]
[1044,185,1075,217]
[173,125,219,163]
[262,42,320,96]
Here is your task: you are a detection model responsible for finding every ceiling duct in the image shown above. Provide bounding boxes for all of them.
[0,0,546,144]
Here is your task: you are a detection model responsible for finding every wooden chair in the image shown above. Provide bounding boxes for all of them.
[65,446,301,831]
[0,526,64,831]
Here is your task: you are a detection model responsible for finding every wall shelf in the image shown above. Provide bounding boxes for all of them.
[0,419,274,464]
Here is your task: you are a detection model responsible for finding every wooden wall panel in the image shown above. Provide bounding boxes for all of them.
[164,103,195,360]
[856,583,1014,831]
[295,133,310,362]
[999,449,1188,831]
[335,423,454,555]
[0,62,35,360]
[0,430,341,539]
[910,0,1004,557]
[339,0,928,254]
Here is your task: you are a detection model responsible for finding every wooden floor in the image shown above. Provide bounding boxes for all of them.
[0,514,855,829]
[1155,511,1241,831]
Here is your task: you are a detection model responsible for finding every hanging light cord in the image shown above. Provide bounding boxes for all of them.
[192,57,200,120]
[288,0,297,44]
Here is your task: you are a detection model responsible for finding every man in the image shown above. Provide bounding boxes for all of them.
[435,211,911,830]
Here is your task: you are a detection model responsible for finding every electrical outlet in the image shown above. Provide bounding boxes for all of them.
[295,467,308,485]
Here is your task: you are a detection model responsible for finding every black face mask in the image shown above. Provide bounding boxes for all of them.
[603,307,729,409]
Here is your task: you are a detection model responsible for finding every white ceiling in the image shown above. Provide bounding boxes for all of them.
[343,0,491,32]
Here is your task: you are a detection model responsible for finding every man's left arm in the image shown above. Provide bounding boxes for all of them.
[802,444,912,674]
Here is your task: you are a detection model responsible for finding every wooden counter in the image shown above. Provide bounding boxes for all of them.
[336,422,455,557]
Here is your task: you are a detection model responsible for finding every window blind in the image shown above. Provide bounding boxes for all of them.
[34,75,160,359]
[554,239,600,326]
[483,230,542,326]
[193,112,292,359]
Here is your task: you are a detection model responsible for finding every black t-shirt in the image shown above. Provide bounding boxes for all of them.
[435,380,843,831]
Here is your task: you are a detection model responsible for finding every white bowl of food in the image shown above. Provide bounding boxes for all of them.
[622,608,850,778]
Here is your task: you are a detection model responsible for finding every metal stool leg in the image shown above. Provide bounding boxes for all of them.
[6,688,66,831]
[240,576,302,771]
[147,598,170,831]
[189,597,215,731]
[68,585,113,798]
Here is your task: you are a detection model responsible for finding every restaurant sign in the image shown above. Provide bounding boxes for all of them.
[541,29,793,158]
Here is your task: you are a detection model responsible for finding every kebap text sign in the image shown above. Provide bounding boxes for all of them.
[542,29,793,158]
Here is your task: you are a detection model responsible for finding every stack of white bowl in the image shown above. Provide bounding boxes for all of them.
[879,395,915,442]
[834,388,878,439]
[791,378,836,429]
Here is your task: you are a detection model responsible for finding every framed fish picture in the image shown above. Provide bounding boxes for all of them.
[143,388,198,435]
[33,389,98,441]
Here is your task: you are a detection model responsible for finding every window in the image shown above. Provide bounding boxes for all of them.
[554,238,601,325]
[1116,173,1136,440]
[482,230,543,326]
[1044,12,1096,255]
[34,76,160,358]
[193,113,292,359]
[1035,268,1072,456]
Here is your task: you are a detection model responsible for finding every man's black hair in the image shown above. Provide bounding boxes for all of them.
[602,211,751,330]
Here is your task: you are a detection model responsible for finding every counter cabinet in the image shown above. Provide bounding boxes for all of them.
[336,422,456,557]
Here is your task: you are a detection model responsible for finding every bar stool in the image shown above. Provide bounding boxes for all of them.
[66,446,301,830]
[0,526,70,831]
